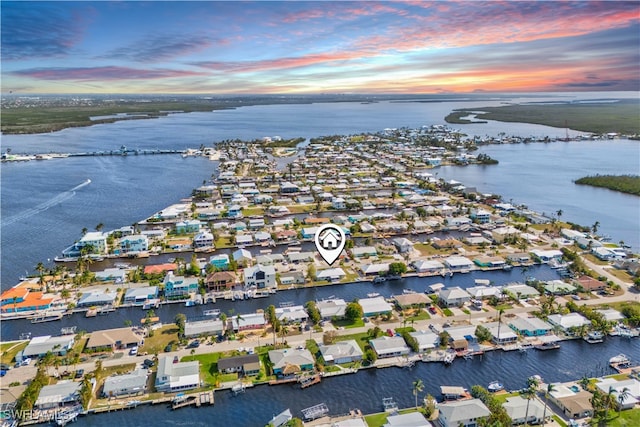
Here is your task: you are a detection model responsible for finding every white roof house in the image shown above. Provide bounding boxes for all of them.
[409,330,439,352]
[317,299,347,319]
[155,356,200,392]
[596,308,625,322]
[319,340,363,364]
[501,283,540,299]
[275,305,308,323]
[503,396,547,425]
[437,287,471,307]
[547,313,589,331]
[385,412,432,427]
[361,263,390,275]
[369,336,410,358]
[438,398,491,427]
[184,319,225,337]
[23,335,75,358]
[359,296,393,316]
[413,259,444,273]
[466,285,501,299]
[35,381,82,409]
[316,268,346,281]
[443,256,474,271]
[102,369,148,397]
[595,378,640,410]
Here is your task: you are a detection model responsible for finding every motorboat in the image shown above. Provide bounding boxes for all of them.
[584,331,604,344]
[488,381,504,392]
[367,292,381,298]
[609,354,630,365]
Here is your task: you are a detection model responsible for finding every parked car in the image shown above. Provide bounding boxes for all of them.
[21,358,32,366]
[187,340,200,349]
[0,363,11,371]
[143,359,155,368]
[75,369,84,378]
[129,346,138,356]
[164,344,173,352]
[173,356,179,364]
[386,329,394,337]
[0,370,6,377]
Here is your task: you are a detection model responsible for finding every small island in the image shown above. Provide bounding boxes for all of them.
[574,174,640,196]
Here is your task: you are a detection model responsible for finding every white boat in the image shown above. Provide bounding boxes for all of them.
[609,354,630,365]
[488,381,504,392]
[402,289,416,294]
[373,276,387,283]
[584,331,604,344]
[367,292,380,298]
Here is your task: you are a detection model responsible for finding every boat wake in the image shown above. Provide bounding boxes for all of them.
[1,179,91,227]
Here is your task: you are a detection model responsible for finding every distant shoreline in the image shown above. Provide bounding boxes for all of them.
[574,174,640,196]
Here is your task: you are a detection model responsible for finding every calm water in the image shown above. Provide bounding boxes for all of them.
[72,338,640,427]
[1,93,639,286]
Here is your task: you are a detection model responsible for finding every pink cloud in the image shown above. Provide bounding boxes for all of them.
[194,52,364,73]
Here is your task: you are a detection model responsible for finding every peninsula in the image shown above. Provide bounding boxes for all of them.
[574,174,640,196]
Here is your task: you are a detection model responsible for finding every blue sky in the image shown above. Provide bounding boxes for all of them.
[2,1,639,94]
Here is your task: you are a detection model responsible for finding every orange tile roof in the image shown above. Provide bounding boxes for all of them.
[1,291,53,311]
[144,263,178,275]
[1,287,30,302]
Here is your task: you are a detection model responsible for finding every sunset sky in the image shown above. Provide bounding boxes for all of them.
[2,1,639,94]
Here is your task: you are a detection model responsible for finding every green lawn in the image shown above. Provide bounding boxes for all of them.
[0,341,28,364]
[442,308,454,317]
[493,391,520,404]
[592,408,640,427]
[241,207,264,216]
[332,318,365,329]
[181,352,222,386]
[553,415,568,427]
[140,325,179,355]
[334,332,372,351]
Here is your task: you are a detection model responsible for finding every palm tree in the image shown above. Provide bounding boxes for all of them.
[579,376,591,391]
[496,308,505,344]
[412,379,424,409]
[616,387,631,416]
[592,221,600,234]
[95,223,104,232]
[35,262,46,287]
[541,383,556,425]
[522,378,539,426]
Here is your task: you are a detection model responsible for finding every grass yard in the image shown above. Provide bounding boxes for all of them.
[404,309,431,321]
[442,308,454,317]
[607,268,633,283]
[332,318,365,329]
[595,300,639,313]
[181,352,222,386]
[0,341,28,364]
[592,409,640,427]
[334,332,372,352]
[492,391,520,404]
[140,325,179,355]
[553,415,568,427]
[413,243,449,256]
[584,254,609,266]
[241,207,264,216]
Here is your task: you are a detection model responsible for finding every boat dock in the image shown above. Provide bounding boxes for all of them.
[171,391,214,410]
[301,403,329,421]
[299,374,322,389]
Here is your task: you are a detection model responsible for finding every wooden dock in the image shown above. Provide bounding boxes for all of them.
[171,391,214,410]
[299,374,321,389]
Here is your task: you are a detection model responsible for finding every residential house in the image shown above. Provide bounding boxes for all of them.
[94,268,127,283]
[163,272,199,299]
[232,248,253,266]
[502,396,547,425]
[350,246,378,258]
[193,231,214,249]
[444,256,474,272]
[473,256,506,269]
[595,378,640,411]
[61,231,108,257]
[209,254,230,270]
[360,263,390,276]
[184,319,225,338]
[508,315,552,337]
[486,323,519,345]
[369,336,410,358]
[268,348,315,377]
[544,280,577,295]
[359,296,393,317]
[102,369,148,398]
[155,356,200,392]
[279,270,306,286]
[438,287,471,307]
[501,283,540,300]
[412,259,445,274]
[393,293,431,309]
[275,305,308,323]
[22,335,75,359]
[470,209,491,224]
[287,252,316,263]
[385,412,432,427]
[316,268,347,282]
[205,271,237,292]
[332,197,346,209]
[85,327,143,352]
[0,287,54,313]
[575,276,606,292]
[244,264,276,289]
[433,238,463,250]
[547,313,589,332]
[217,354,261,376]
[530,249,563,263]
[437,398,491,427]
[491,226,520,243]
[175,220,201,234]
[35,381,82,410]
[119,234,149,254]
[233,312,267,331]
[409,331,439,352]
[319,340,363,365]
[77,290,117,308]
[317,299,347,319]
[143,263,177,276]
[392,237,414,254]
[548,384,593,419]
[124,287,158,305]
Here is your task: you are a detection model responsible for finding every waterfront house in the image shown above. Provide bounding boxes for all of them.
[35,381,82,410]
[175,220,201,234]
[437,398,491,427]
[209,254,230,270]
[231,221,247,232]
[205,271,237,291]
[286,252,316,263]
[331,197,346,209]
[547,313,589,332]
[508,315,552,337]
[449,216,472,227]
[255,253,285,266]
[561,229,587,241]
[280,182,300,194]
[193,231,214,249]
[167,238,192,251]
[544,280,576,295]
[317,298,347,319]
[275,305,308,323]
[301,227,318,240]
[279,270,305,286]
[350,246,378,258]
[486,323,518,345]
[316,268,347,282]
[473,256,506,269]
[409,330,440,352]
[359,296,393,317]
[595,308,625,322]
[437,287,471,308]
[443,256,474,272]
[124,286,158,305]
[77,290,117,308]
[392,237,414,254]
[233,312,267,331]
[163,272,199,299]
[491,226,520,244]
[360,263,390,276]
[119,234,149,255]
[61,231,108,257]
[268,348,315,377]
[235,234,253,245]
[102,369,148,398]
[184,319,225,338]
[143,263,177,276]
[155,356,200,392]
[595,378,640,410]
[548,384,593,419]
[465,286,501,300]
[217,354,261,376]
[433,238,463,250]
[319,340,363,364]
[232,248,253,266]
[85,328,143,352]
[574,275,606,292]
[506,253,531,264]
[501,283,540,300]
[502,396,547,425]
[275,229,297,243]
[369,336,410,358]
[470,209,491,224]
[244,264,276,289]
[21,335,74,360]
[393,293,431,309]
[530,249,563,263]
[254,231,271,242]
[0,287,54,313]
[412,259,445,274]
[95,268,127,283]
